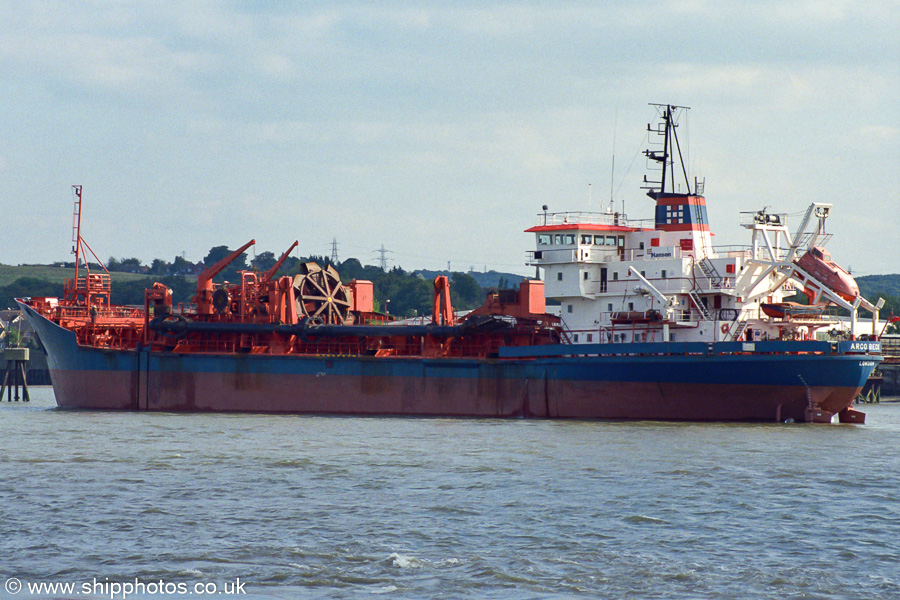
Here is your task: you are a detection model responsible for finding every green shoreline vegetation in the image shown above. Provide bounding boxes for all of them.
[2,248,897,331]
[0,247,523,318]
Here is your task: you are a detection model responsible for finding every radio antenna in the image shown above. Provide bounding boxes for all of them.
[609,109,617,210]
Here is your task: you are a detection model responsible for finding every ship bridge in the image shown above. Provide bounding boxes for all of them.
[526,205,744,346]
[525,207,720,271]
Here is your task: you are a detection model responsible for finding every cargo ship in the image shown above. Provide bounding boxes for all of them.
[18,105,884,423]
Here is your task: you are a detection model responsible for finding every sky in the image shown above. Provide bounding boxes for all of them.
[1,1,898,276]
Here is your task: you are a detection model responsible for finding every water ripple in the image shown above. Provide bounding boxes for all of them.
[2,390,900,599]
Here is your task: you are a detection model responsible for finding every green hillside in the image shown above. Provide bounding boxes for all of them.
[4,261,899,321]
[0,264,162,309]
[0,260,493,316]
[414,269,526,289]
[0,264,150,287]
[857,274,900,300]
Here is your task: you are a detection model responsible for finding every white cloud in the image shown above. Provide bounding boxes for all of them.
[257,53,296,80]
[0,1,897,273]
[0,32,210,99]
[858,125,899,141]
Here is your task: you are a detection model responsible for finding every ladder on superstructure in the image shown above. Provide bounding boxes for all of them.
[698,257,723,287]
[728,320,748,341]
[688,256,716,321]
[687,289,713,321]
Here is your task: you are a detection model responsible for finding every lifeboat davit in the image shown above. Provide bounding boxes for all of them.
[794,246,859,302]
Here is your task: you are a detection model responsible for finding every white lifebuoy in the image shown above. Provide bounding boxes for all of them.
[721,323,729,334]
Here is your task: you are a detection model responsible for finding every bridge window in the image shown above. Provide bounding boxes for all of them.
[581,235,593,245]
[606,235,617,246]
[594,235,604,245]
[564,234,576,245]
[665,205,685,224]
[554,234,563,244]
[538,234,551,245]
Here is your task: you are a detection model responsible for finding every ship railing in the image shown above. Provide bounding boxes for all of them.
[529,247,748,276]
[672,308,696,322]
[712,245,753,260]
[566,325,668,344]
[577,308,725,329]
[535,210,648,228]
[619,247,679,262]
[692,275,736,291]
[558,327,605,344]
[374,315,446,326]
[667,308,744,324]
[171,339,374,356]
[358,315,473,327]
[162,335,531,359]
[528,246,691,266]
[595,275,734,299]
[499,340,874,359]
[54,304,144,320]
[528,248,620,265]
[722,242,819,263]
[64,274,112,293]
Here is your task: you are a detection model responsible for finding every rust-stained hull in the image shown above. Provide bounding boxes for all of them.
[24,302,879,423]
[48,365,865,423]
[22,301,879,423]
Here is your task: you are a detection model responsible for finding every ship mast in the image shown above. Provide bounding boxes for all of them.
[64,186,112,307]
[642,104,692,198]
[72,185,83,284]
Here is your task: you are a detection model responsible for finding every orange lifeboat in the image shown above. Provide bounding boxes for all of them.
[794,246,859,302]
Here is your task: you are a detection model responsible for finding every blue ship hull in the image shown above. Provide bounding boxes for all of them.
[20,301,881,422]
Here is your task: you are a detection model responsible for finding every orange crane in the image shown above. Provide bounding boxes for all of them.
[193,240,255,316]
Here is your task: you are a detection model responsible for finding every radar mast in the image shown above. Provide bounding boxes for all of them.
[642,104,693,199]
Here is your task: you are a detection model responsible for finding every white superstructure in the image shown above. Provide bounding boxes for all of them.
[526,105,882,345]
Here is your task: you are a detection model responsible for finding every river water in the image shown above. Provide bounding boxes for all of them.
[1,387,898,600]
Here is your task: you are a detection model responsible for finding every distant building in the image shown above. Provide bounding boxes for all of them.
[0,310,38,348]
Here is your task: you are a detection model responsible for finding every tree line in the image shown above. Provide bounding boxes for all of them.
[4,245,899,332]
[5,245,491,317]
